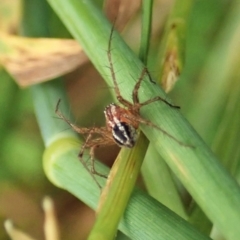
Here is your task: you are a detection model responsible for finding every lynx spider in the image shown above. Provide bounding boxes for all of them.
[55,26,185,185]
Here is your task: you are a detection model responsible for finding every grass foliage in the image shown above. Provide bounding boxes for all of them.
[0,0,240,239]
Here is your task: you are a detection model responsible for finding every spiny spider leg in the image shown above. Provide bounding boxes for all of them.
[78,129,95,159]
[107,25,132,108]
[82,136,117,181]
[56,99,114,187]
[107,26,179,112]
[89,145,107,178]
[122,113,190,147]
[78,130,113,178]
[78,132,110,188]
[132,67,148,105]
[105,26,191,148]
[78,132,103,188]
[130,66,180,110]
[145,68,156,84]
[55,99,90,134]
[56,99,108,136]
[139,96,180,109]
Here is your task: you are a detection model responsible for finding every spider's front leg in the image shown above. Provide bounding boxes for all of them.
[123,113,190,147]
[55,99,95,135]
[131,67,180,110]
[132,67,148,105]
[139,96,180,109]
[107,25,133,109]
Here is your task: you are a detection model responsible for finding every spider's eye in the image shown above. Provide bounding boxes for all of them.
[112,122,138,148]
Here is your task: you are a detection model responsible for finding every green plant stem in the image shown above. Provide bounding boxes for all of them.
[185,3,240,235]
[31,80,76,147]
[186,1,240,145]
[88,2,154,239]
[140,0,188,219]
[142,144,187,219]
[43,138,210,240]
[139,0,153,64]
[88,132,148,240]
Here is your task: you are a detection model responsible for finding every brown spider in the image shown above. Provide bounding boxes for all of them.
[55,26,184,184]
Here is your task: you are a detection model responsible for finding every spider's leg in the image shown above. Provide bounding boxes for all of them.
[55,99,88,134]
[123,113,191,147]
[88,133,117,179]
[79,151,102,189]
[107,25,132,108]
[140,96,180,109]
[145,68,156,84]
[78,129,94,159]
[79,129,116,188]
[132,67,148,104]
[78,131,105,189]
[56,99,107,135]
[89,145,107,178]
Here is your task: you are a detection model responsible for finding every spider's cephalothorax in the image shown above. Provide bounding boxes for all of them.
[104,103,138,148]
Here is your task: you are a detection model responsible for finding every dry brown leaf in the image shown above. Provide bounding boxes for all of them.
[0,33,88,87]
[161,48,180,93]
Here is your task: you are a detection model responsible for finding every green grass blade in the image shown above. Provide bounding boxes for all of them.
[139,0,153,64]
[140,0,188,219]
[142,144,187,219]
[43,137,210,240]
[88,3,154,238]
[31,80,76,146]
[88,132,148,240]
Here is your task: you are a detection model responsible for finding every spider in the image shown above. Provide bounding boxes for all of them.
[55,26,185,185]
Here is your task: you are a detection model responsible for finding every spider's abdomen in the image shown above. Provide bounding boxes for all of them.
[104,104,138,148]
[112,122,137,148]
